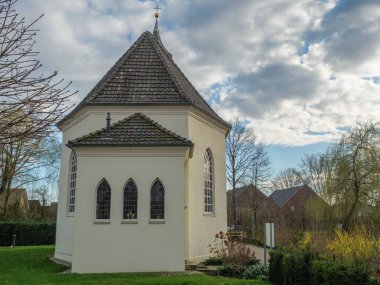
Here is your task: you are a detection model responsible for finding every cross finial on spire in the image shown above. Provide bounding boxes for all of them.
[153,0,162,44]
[154,0,161,19]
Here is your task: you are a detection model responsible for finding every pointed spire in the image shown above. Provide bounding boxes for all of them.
[153,1,163,44]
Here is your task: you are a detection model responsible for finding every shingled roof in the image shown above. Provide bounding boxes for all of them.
[67,113,193,148]
[58,29,228,128]
[269,186,302,208]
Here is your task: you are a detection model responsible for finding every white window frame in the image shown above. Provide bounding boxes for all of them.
[67,152,77,215]
[203,148,215,215]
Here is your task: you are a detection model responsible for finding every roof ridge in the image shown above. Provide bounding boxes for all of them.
[270,186,302,207]
[149,34,222,120]
[148,35,192,104]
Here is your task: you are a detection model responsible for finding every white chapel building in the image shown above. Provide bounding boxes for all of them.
[54,15,230,273]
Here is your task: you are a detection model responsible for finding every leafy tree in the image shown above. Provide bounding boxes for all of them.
[329,122,380,230]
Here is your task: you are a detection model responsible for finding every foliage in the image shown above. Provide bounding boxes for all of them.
[326,226,380,268]
[282,251,313,285]
[292,231,313,251]
[0,221,55,246]
[219,264,246,278]
[208,231,258,266]
[269,247,379,285]
[243,264,269,281]
[202,256,223,266]
[294,121,380,230]
[0,246,271,285]
[310,260,379,285]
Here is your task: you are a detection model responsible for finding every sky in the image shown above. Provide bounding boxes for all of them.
[15,0,380,175]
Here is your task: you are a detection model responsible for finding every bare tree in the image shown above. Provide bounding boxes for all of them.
[270,167,303,191]
[0,128,60,215]
[0,0,75,144]
[30,185,51,219]
[297,153,334,203]
[248,143,271,234]
[226,118,257,227]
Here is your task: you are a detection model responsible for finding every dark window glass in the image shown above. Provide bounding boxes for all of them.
[123,180,138,219]
[150,180,164,219]
[96,180,111,220]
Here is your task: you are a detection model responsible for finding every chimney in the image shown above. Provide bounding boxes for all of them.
[106,112,111,135]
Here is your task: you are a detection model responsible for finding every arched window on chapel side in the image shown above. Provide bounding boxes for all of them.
[67,152,77,214]
[96,179,111,220]
[204,148,214,214]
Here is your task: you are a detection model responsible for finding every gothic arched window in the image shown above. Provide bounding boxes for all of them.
[96,179,111,220]
[68,152,77,214]
[123,179,138,220]
[204,148,214,213]
[150,179,165,220]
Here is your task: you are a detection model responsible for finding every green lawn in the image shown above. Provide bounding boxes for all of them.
[0,246,271,285]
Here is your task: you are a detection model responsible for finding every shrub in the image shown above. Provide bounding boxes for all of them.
[208,231,258,266]
[327,226,380,268]
[269,248,379,285]
[242,264,269,280]
[202,256,223,266]
[310,260,379,285]
[0,221,55,246]
[282,251,313,285]
[218,264,245,278]
[269,250,284,285]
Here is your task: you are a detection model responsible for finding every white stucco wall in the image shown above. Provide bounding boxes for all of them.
[71,147,186,273]
[186,112,228,261]
[54,105,228,271]
[55,106,187,272]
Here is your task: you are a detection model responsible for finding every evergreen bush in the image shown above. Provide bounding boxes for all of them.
[0,221,55,246]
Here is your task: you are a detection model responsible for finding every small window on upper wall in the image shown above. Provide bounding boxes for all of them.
[204,148,214,213]
[150,179,165,220]
[67,152,77,214]
[96,179,111,220]
[123,179,138,220]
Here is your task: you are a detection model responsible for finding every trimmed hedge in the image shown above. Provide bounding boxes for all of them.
[310,260,379,285]
[269,250,284,285]
[0,221,55,246]
[269,249,379,285]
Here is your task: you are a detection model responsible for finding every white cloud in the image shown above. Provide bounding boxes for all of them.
[14,0,380,146]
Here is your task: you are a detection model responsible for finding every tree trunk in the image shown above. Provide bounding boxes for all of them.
[342,192,359,231]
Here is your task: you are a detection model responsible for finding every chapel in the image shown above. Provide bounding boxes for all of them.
[54,9,230,273]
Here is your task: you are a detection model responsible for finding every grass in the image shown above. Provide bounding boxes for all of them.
[0,246,271,285]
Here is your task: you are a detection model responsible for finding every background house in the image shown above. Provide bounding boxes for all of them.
[0,188,29,218]
[227,184,278,239]
[270,184,329,244]
[227,184,328,245]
